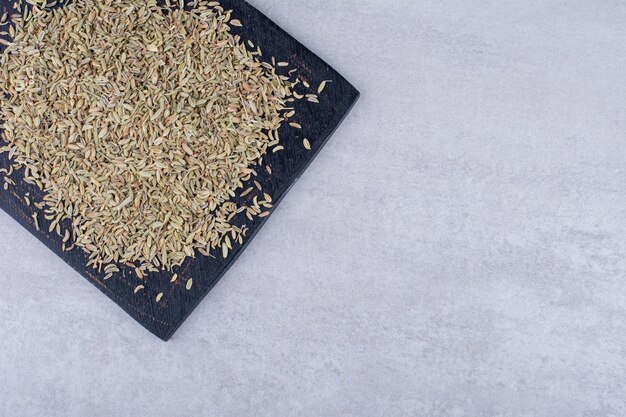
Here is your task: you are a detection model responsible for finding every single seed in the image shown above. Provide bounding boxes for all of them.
[303,138,311,150]
[156,292,163,302]
[186,279,193,290]
[318,80,331,93]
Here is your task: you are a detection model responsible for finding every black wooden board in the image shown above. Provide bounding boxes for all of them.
[0,0,359,340]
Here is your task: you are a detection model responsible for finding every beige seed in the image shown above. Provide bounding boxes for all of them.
[186,279,193,290]
[156,292,163,302]
[303,138,311,150]
[32,213,39,231]
[134,285,145,294]
[318,80,331,94]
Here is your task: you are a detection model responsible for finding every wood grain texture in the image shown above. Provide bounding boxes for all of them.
[0,0,359,340]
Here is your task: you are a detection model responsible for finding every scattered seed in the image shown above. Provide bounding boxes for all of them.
[318,80,331,93]
[186,279,193,290]
[303,138,311,150]
[0,0,321,281]
[32,212,39,231]
[240,187,254,197]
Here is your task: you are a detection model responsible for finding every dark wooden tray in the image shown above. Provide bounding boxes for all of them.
[0,0,359,340]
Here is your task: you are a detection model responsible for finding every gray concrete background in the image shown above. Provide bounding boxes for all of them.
[1,1,626,416]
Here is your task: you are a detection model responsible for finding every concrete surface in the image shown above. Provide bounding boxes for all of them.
[1,1,626,416]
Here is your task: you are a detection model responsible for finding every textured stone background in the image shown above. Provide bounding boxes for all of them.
[1,1,625,416]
